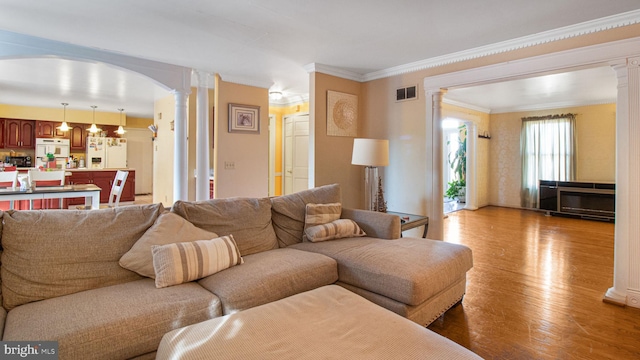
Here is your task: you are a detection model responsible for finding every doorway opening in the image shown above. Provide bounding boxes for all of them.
[282,113,310,195]
[443,118,466,214]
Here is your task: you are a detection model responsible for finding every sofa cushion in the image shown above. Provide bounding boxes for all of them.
[171,197,278,256]
[120,212,219,278]
[152,235,243,288]
[305,219,366,242]
[198,248,338,314]
[2,278,220,360]
[270,184,342,247]
[290,237,473,306]
[0,204,164,310]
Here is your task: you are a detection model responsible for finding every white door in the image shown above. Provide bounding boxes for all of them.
[124,129,153,194]
[283,114,309,195]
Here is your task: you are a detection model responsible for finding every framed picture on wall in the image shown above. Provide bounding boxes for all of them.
[228,103,260,134]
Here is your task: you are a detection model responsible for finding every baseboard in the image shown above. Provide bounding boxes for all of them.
[627,289,640,309]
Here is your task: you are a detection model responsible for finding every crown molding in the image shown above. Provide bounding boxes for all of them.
[269,93,310,107]
[303,63,364,82]
[306,10,640,83]
[366,9,640,81]
[442,98,491,114]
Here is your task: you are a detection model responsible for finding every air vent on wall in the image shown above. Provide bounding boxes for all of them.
[396,85,418,102]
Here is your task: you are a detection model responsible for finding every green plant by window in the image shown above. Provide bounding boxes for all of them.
[445,125,467,200]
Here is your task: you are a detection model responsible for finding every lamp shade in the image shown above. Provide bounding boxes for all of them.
[351,138,389,166]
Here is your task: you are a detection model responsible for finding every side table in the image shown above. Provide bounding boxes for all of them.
[387,211,429,238]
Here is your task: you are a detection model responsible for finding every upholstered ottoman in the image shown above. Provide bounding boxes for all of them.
[157,285,481,360]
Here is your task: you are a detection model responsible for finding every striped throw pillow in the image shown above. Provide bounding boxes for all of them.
[303,202,342,241]
[304,219,366,243]
[152,235,243,288]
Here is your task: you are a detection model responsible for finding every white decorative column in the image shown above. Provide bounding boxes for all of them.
[194,70,211,201]
[173,89,190,202]
[605,58,640,308]
[425,89,446,240]
[627,57,640,308]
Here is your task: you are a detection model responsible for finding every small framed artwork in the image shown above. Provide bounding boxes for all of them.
[228,103,260,134]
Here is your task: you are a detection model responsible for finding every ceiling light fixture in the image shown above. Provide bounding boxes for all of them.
[117,108,126,135]
[58,102,70,132]
[269,91,283,101]
[88,105,100,133]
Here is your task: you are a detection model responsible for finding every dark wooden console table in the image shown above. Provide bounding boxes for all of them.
[387,211,429,238]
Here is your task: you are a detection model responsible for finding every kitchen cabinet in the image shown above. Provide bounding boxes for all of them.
[37,121,68,139]
[100,125,120,138]
[0,119,5,148]
[65,170,135,206]
[69,123,88,151]
[5,119,35,149]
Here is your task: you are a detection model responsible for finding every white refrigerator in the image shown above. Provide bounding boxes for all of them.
[86,137,128,169]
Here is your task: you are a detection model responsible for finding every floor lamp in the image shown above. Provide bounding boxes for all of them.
[351,138,389,211]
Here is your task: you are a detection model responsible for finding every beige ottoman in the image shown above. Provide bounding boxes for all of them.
[157,285,482,360]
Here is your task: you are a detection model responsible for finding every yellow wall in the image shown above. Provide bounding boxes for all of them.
[0,103,154,129]
[311,72,363,209]
[126,116,153,128]
[214,75,270,198]
[0,104,123,125]
[269,102,310,196]
[489,103,616,208]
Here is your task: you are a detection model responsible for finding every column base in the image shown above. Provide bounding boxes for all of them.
[603,287,627,307]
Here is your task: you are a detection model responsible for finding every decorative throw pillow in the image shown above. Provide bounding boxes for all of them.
[303,202,342,241]
[152,235,243,288]
[119,212,219,278]
[270,184,342,247]
[304,219,366,243]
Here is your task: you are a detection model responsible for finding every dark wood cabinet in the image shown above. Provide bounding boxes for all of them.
[100,125,120,138]
[0,119,5,148]
[5,119,35,148]
[69,123,88,151]
[37,121,68,139]
[65,170,135,206]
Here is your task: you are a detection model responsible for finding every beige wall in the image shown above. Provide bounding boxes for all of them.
[356,23,640,225]
[488,103,616,208]
[214,75,269,198]
[152,93,176,207]
[311,72,363,209]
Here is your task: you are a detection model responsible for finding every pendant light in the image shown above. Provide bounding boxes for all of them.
[88,105,100,133]
[58,103,70,132]
[117,108,126,135]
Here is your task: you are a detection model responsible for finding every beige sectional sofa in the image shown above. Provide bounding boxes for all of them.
[0,184,473,359]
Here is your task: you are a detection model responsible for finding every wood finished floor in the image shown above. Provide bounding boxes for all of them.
[427,206,640,360]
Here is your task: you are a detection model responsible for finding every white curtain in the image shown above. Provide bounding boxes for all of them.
[521,114,576,208]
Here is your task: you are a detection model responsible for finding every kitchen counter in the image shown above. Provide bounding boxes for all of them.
[66,168,134,172]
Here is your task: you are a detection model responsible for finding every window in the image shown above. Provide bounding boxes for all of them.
[521,114,576,208]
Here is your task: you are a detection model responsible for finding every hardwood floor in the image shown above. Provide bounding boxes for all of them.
[427,206,640,360]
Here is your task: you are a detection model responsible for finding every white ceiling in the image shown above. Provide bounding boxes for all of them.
[0,1,638,118]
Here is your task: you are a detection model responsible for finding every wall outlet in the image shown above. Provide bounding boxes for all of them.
[224,161,235,170]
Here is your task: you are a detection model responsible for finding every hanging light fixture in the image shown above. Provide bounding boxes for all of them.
[117,108,126,135]
[58,103,70,132]
[88,105,100,133]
